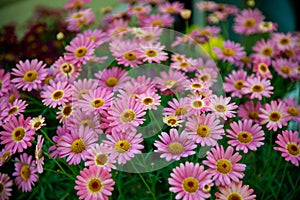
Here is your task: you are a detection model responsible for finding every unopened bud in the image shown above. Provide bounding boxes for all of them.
[56,32,64,40]
[247,0,255,7]
[180,9,192,20]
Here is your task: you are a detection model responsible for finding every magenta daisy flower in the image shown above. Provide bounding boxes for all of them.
[75,166,115,200]
[78,88,113,115]
[102,131,144,164]
[154,129,197,161]
[58,126,98,165]
[233,9,265,35]
[41,81,72,108]
[237,101,261,123]
[209,96,238,120]
[66,8,95,32]
[185,113,224,147]
[0,173,13,200]
[12,153,38,192]
[56,104,74,124]
[259,100,291,131]
[223,69,247,98]
[53,56,80,80]
[203,145,246,186]
[2,98,27,123]
[64,0,91,10]
[272,32,298,51]
[213,40,246,64]
[242,76,273,100]
[137,91,161,110]
[215,181,256,200]
[35,135,44,174]
[29,115,46,131]
[285,97,300,122]
[253,58,272,79]
[0,115,35,154]
[170,57,197,72]
[11,59,47,91]
[227,120,264,153]
[0,69,10,97]
[138,42,168,64]
[159,2,184,14]
[252,39,275,60]
[197,68,218,87]
[84,143,116,171]
[95,67,130,92]
[163,98,189,119]
[49,125,71,159]
[185,95,210,115]
[163,115,184,127]
[108,98,146,134]
[168,161,213,200]
[78,28,107,47]
[72,78,98,102]
[272,58,297,79]
[274,130,300,166]
[140,14,174,28]
[65,35,96,66]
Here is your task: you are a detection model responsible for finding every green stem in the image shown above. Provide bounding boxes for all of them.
[40,129,55,145]
[149,110,162,134]
[276,162,288,198]
[130,162,156,200]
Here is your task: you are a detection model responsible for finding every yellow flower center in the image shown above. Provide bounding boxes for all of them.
[0,182,4,194]
[197,125,211,137]
[12,127,26,142]
[115,140,131,153]
[261,47,273,57]
[214,104,227,113]
[51,90,64,100]
[165,7,177,13]
[258,63,269,73]
[78,89,89,100]
[286,142,300,156]
[175,107,188,116]
[33,121,42,129]
[164,116,179,126]
[216,159,232,174]
[199,74,210,82]
[75,47,87,58]
[251,84,264,93]
[88,178,102,193]
[20,165,31,181]
[44,76,54,85]
[124,52,137,61]
[191,83,203,89]
[23,70,38,82]
[223,48,235,57]
[180,62,190,68]
[152,20,163,27]
[287,107,299,117]
[234,80,244,90]
[62,105,73,117]
[73,13,83,19]
[8,106,18,116]
[95,153,108,166]
[268,111,281,122]
[0,81,2,90]
[142,97,154,105]
[145,49,158,57]
[228,193,243,200]
[279,37,290,45]
[71,139,86,154]
[90,98,105,108]
[165,79,178,88]
[120,109,136,123]
[248,111,259,120]
[237,131,253,144]
[202,184,211,193]
[105,77,119,87]
[182,177,199,194]
[280,66,291,75]
[80,119,94,128]
[168,141,184,155]
[243,18,256,28]
[61,63,74,74]
[192,100,204,109]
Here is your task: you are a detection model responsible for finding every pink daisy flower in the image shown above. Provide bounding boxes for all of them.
[170,57,197,72]
[77,28,107,47]
[168,161,213,200]
[64,0,91,10]
[53,56,81,80]
[64,35,96,66]
[258,21,278,33]
[154,129,197,161]
[185,113,224,147]
[84,143,116,171]
[272,32,298,51]
[35,135,44,173]
[237,101,261,123]
[140,14,174,28]
[242,76,273,100]
[108,98,146,134]
[203,145,246,186]
[72,78,98,102]
[163,115,184,127]
[133,26,163,43]
[41,81,72,108]
[0,173,13,200]
[11,59,47,92]
[233,9,265,35]
[49,125,71,159]
[29,115,46,131]
[223,69,247,98]
[159,2,184,14]
[272,58,297,79]
[213,40,246,64]
[285,97,300,122]
[75,166,115,200]
[78,88,113,115]
[184,79,210,95]
[209,96,238,120]
[137,91,161,110]
[66,8,95,32]
[138,42,168,64]
[163,98,189,119]
[252,39,275,60]
[196,1,218,12]
[185,95,210,115]
[12,153,38,192]
[95,67,130,92]
[0,69,10,97]
[227,120,265,153]
[274,130,300,166]
[215,181,256,200]
[259,100,291,131]
[194,57,217,71]
[58,126,98,165]
[102,131,144,165]
[253,58,272,79]
[2,98,27,123]
[197,68,219,87]
[0,115,35,154]
[56,104,74,124]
